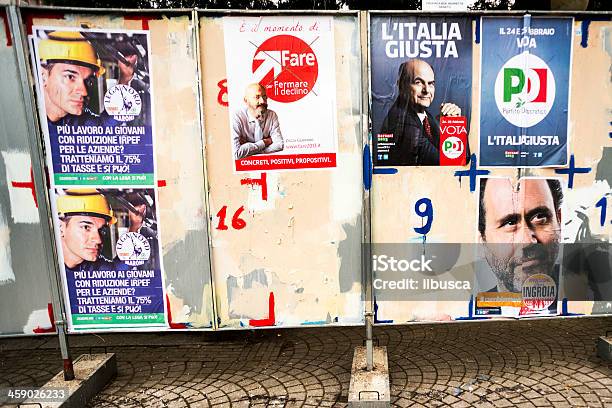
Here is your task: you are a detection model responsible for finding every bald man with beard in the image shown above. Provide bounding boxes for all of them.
[232,83,284,160]
[379,59,462,166]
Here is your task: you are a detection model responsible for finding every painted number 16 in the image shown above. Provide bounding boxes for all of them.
[216,206,246,230]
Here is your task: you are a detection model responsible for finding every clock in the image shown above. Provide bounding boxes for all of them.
[104,84,142,122]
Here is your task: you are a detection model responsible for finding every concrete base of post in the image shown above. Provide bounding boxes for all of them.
[597,336,612,361]
[348,346,390,407]
[24,353,116,408]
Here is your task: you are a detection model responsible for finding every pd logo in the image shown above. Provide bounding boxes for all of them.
[494,52,556,128]
[252,35,318,103]
[439,116,467,166]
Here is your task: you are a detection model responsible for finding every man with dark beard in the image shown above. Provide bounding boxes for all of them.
[478,178,562,293]
[231,83,284,160]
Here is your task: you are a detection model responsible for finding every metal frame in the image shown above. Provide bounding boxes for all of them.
[7,4,74,379]
[359,9,374,370]
[0,4,609,339]
[195,9,366,331]
[192,9,219,331]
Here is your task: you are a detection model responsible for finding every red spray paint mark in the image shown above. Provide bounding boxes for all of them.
[1,9,11,47]
[24,12,65,35]
[166,293,188,329]
[240,172,268,201]
[217,79,228,107]
[124,15,151,30]
[11,167,38,207]
[249,292,275,327]
[157,179,167,187]
[33,303,56,334]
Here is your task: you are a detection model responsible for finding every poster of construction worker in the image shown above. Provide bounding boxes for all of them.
[30,27,166,331]
[473,177,563,318]
[370,15,472,167]
[479,17,573,167]
[52,188,165,330]
[31,27,154,186]
[223,16,338,172]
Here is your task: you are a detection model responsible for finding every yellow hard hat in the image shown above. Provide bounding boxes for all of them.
[57,188,116,224]
[38,31,105,77]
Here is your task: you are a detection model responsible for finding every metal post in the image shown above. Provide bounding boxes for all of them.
[191,9,219,331]
[359,10,374,372]
[7,5,74,381]
[365,311,374,370]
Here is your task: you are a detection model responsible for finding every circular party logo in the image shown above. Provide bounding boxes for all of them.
[441,136,465,159]
[251,35,318,103]
[104,84,142,122]
[521,273,556,311]
[494,52,556,128]
[116,232,150,267]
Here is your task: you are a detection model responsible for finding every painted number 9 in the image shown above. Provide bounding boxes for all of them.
[414,198,433,235]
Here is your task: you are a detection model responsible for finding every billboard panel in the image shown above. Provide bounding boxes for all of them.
[31,26,167,331]
[479,17,573,167]
[370,15,472,166]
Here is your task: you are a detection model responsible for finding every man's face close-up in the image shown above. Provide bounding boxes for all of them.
[42,62,94,120]
[405,60,435,113]
[244,85,268,118]
[60,215,107,268]
[481,179,561,292]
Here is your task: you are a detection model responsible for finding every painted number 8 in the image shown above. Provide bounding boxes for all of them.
[414,198,433,235]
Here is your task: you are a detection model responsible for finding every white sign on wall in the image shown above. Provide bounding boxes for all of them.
[422,0,472,11]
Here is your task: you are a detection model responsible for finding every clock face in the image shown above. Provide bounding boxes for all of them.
[104,84,142,121]
[116,232,150,266]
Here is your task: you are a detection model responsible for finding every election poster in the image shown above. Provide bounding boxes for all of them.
[370,15,472,167]
[31,27,166,330]
[32,28,154,185]
[53,188,165,329]
[223,16,338,172]
[479,17,573,167]
[474,177,563,318]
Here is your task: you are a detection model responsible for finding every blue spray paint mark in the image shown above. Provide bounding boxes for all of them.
[596,196,608,227]
[373,168,398,175]
[581,20,592,48]
[560,298,583,316]
[475,17,480,44]
[414,197,433,235]
[363,144,372,191]
[374,298,393,324]
[454,154,490,192]
[580,17,610,48]
[554,155,591,189]
[301,320,327,326]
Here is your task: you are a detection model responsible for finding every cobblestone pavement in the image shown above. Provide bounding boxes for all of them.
[0,316,611,407]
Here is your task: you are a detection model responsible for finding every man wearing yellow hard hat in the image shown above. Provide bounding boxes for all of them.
[57,189,116,272]
[38,31,134,126]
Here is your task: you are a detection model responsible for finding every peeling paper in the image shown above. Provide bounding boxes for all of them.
[339,289,364,324]
[22,308,51,334]
[0,206,14,284]
[166,285,192,324]
[1,151,39,224]
[562,180,612,242]
[331,153,362,223]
